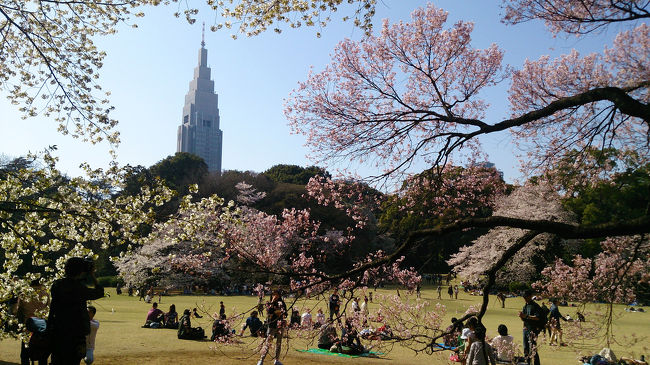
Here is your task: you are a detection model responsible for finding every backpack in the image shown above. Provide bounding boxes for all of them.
[537,304,550,332]
[25,317,50,362]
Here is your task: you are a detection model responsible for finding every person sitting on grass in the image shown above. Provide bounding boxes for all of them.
[240,310,264,337]
[317,321,340,350]
[460,317,479,356]
[444,317,463,348]
[315,308,325,328]
[144,302,164,328]
[178,309,205,340]
[301,309,312,328]
[164,304,178,329]
[490,324,514,363]
[340,317,364,355]
[211,314,233,341]
[466,326,496,365]
[192,307,203,318]
[290,308,301,328]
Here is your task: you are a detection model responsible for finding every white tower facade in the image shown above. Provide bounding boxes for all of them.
[177,35,223,173]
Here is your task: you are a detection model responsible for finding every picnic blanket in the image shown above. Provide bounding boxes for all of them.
[433,343,458,351]
[296,348,383,358]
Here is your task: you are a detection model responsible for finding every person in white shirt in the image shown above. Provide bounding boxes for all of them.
[84,306,100,365]
[315,308,326,327]
[301,309,313,328]
[490,324,515,363]
[360,296,369,316]
[351,297,360,314]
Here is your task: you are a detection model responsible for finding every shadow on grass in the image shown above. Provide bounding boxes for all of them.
[0,361,20,365]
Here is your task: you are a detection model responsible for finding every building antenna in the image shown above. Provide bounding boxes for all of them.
[201,22,205,48]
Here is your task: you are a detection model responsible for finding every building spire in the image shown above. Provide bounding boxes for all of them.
[201,22,205,48]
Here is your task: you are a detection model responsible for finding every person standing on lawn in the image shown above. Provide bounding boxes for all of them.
[328,289,341,322]
[257,290,287,365]
[519,290,543,365]
[48,257,104,365]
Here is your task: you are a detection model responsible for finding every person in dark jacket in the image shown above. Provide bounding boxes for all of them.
[178,309,205,340]
[240,310,263,337]
[48,257,104,365]
[519,290,543,365]
[258,289,287,365]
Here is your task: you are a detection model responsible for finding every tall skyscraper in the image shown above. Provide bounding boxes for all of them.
[177,29,223,173]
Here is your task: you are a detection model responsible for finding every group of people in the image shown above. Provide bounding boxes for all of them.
[143,302,221,340]
[445,316,505,365]
[9,257,105,365]
[10,261,589,365]
[317,318,365,355]
[436,284,460,299]
[441,289,574,365]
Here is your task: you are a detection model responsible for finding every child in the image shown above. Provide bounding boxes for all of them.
[84,306,99,365]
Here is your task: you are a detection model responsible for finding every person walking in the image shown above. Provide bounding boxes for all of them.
[448,285,454,299]
[519,290,543,365]
[257,289,287,365]
[549,299,567,346]
[497,293,506,308]
[48,257,104,365]
[437,285,442,299]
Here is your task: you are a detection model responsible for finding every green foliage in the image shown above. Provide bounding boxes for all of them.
[263,164,330,185]
[200,170,276,203]
[150,153,209,193]
[552,149,650,257]
[508,281,530,293]
[96,275,119,287]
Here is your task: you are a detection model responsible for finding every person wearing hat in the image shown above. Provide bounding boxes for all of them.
[459,317,479,361]
[519,290,542,365]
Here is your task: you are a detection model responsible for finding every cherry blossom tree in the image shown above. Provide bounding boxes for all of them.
[117,181,419,298]
[397,165,506,221]
[285,2,650,272]
[285,1,649,348]
[286,3,648,182]
[208,0,378,37]
[0,151,174,338]
[534,235,649,345]
[502,0,650,35]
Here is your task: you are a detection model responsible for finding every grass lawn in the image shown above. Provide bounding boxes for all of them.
[1,286,648,364]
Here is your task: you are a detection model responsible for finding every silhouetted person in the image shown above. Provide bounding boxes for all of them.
[48,257,104,365]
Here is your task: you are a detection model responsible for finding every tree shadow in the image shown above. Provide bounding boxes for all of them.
[0,361,20,365]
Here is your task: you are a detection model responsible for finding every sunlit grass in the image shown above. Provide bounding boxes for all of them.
[1,286,648,364]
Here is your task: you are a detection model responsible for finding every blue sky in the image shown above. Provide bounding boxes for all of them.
[0,1,623,185]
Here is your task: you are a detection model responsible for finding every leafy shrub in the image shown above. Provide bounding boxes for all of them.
[97,275,119,287]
